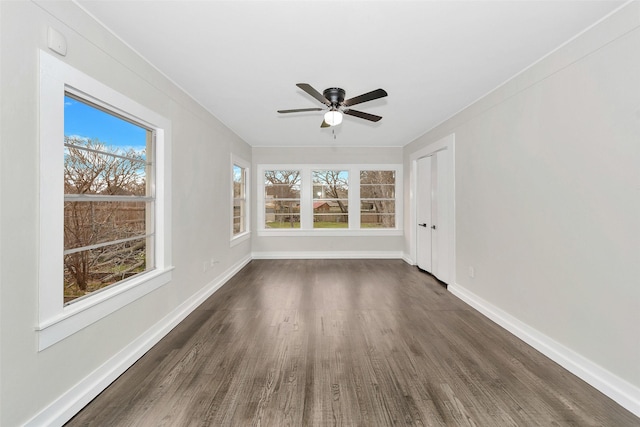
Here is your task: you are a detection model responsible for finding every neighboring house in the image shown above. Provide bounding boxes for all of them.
[312,201,330,212]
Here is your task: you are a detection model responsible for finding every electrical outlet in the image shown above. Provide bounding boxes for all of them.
[210,258,217,267]
[469,266,475,278]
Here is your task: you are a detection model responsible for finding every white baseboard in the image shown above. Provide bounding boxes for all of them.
[252,251,404,259]
[449,283,640,418]
[26,255,252,427]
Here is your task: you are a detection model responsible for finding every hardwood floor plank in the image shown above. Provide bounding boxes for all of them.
[66,260,639,426]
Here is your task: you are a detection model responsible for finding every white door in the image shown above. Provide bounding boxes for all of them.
[416,150,451,284]
[416,156,433,271]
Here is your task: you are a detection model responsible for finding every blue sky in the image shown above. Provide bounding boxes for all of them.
[64,95,147,153]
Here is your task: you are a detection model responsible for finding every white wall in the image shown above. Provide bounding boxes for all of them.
[404,2,640,414]
[252,146,405,257]
[0,2,251,425]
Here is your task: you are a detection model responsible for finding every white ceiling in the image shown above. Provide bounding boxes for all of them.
[76,0,624,148]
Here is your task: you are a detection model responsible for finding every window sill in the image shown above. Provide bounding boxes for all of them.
[37,267,173,351]
[257,229,403,237]
[230,231,251,247]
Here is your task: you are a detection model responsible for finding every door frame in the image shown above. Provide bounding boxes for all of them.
[409,133,455,284]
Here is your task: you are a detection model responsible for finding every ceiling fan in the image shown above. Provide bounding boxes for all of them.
[278,83,388,128]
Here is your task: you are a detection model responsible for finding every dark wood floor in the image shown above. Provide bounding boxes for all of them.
[66,259,639,426]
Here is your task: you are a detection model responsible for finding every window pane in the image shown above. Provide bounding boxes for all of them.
[361,202,395,228]
[64,95,148,196]
[233,199,245,234]
[360,170,396,228]
[264,170,301,198]
[266,183,301,199]
[64,93,153,304]
[64,143,147,196]
[360,200,396,214]
[360,183,395,198]
[64,238,150,303]
[314,201,349,228]
[233,165,244,198]
[266,200,300,228]
[64,201,147,250]
[313,170,348,229]
[360,170,395,184]
[361,214,395,228]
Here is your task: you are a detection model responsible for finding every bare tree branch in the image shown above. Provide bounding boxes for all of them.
[64,137,147,294]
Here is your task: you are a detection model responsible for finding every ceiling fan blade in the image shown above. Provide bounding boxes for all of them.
[320,120,330,128]
[343,88,388,107]
[278,108,324,113]
[343,109,383,122]
[297,83,331,107]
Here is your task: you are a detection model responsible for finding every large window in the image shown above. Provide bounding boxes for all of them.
[64,94,154,303]
[231,155,250,242]
[39,51,172,350]
[258,165,401,235]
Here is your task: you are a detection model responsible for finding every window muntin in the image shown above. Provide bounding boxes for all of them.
[63,94,154,304]
[360,170,396,228]
[312,170,349,228]
[233,164,246,235]
[264,170,301,228]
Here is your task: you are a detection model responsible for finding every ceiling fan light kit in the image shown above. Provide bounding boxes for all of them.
[279,83,387,128]
[324,110,343,126]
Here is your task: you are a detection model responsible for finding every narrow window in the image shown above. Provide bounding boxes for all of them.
[313,170,349,228]
[64,93,154,304]
[232,164,247,235]
[360,170,396,228]
[264,170,301,228]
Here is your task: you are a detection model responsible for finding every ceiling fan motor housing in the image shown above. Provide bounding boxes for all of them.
[323,87,346,107]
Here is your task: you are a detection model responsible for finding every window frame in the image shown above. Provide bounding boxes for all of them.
[230,154,250,245]
[312,169,350,228]
[263,169,303,229]
[38,50,173,350]
[257,164,402,236]
[360,169,398,229]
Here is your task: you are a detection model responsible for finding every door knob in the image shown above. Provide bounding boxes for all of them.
[418,223,427,227]
[431,225,437,230]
